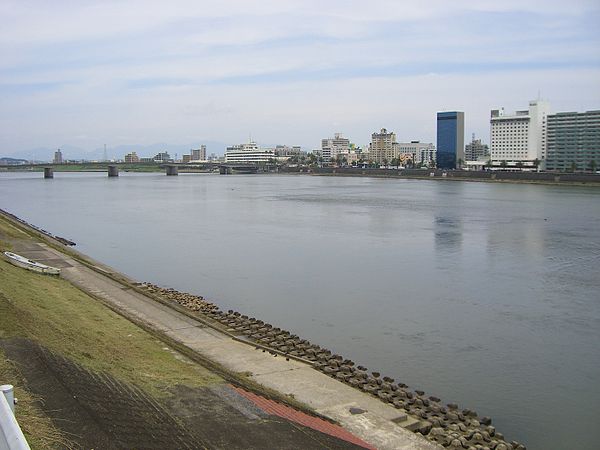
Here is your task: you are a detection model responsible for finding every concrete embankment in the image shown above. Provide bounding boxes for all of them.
[0,210,526,450]
[282,167,600,186]
[138,284,526,450]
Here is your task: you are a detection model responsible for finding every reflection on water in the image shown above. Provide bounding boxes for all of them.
[434,215,463,253]
[1,172,599,450]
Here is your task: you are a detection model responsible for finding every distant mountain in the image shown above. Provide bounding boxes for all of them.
[3,141,229,162]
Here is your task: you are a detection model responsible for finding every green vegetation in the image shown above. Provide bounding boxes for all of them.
[0,215,222,447]
[0,258,221,394]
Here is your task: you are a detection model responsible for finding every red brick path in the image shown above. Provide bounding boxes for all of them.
[231,385,376,450]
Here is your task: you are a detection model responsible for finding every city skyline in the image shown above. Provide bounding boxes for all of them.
[1,1,599,158]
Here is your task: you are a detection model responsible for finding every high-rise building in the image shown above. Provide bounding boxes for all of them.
[53,149,63,164]
[464,135,489,161]
[545,110,600,172]
[436,111,464,169]
[191,145,206,161]
[369,128,398,164]
[321,133,350,161]
[490,100,550,169]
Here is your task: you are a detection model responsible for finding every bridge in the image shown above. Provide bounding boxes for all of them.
[0,162,276,176]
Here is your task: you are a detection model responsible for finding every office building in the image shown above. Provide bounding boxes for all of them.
[396,141,436,167]
[545,110,600,172]
[436,111,464,169]
[321,133,350,162]
[274,145,302,158]
[124,151,140,163]
[490,100,550,169]
[152,152,172,163]
[369,128,398,164]
[191,145,206,161]
[465,135,489,161]
[53,149,63,164]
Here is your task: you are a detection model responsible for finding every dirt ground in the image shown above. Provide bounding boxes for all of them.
[1,338,365,449]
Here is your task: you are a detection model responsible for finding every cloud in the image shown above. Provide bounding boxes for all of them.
[0,1,599,154]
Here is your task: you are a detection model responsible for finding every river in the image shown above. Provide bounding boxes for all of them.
[1,171,599,450]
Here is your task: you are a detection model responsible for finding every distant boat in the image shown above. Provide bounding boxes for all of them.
[3,251,61,275]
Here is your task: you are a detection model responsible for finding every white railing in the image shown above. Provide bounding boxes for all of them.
[0,385,30,450]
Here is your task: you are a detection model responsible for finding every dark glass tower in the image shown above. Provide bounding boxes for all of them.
[436,111,464,169]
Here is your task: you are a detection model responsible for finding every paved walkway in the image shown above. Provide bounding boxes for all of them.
[13,241,440,450]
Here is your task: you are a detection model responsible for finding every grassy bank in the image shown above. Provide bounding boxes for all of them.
[0,216,222,448]
[0,257,221,391]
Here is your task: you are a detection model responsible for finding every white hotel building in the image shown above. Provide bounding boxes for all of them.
[490,100,550,169]
[224,141,275,163]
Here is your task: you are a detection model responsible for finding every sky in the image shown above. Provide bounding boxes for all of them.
[1,0,600,157]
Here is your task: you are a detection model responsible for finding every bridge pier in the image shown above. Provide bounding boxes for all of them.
[44,167,53,179]
[166,165,178,176]
[108,165,119,177]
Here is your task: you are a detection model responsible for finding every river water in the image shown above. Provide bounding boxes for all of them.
[1,171,599,450]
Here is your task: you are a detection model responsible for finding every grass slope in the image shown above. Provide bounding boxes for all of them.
[0,216,222,448]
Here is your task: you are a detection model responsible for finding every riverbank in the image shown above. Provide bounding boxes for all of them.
[0,209,526,450]
[282,167,600,186]
[0,212,385,449]
[4,163,600,186]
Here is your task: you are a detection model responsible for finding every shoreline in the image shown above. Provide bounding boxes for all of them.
[3,166,600,187]
[283,167,600,187]
[0,208,526,450]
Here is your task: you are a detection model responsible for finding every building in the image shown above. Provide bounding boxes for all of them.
[274,145,302,159]
[191,145,206,161]
[53,149,63,164]
[152,152,172,163]
[545,110,600,172]
[369,128,398,164]
[436,111,464,169]
[464,135,489,162]
[490,100,550,169]
[124,151,140,163]
[224,141,275,163]
[321,133,350,162]
[396,141,436,167]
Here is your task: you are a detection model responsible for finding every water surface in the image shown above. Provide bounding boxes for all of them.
[1,171,599,450]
